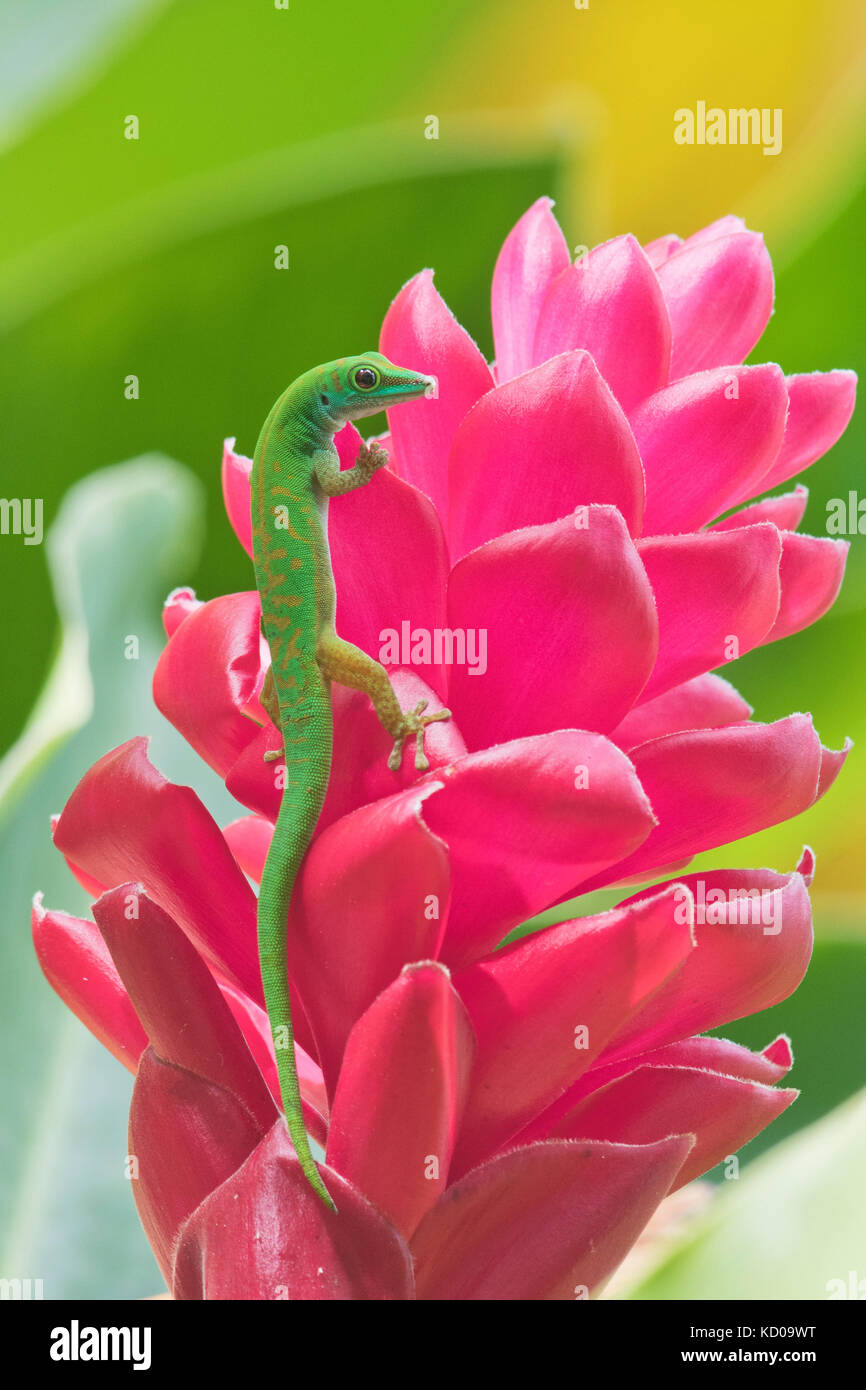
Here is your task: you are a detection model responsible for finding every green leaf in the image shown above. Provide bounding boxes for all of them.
[627,1087,866,1300]
[0,454,234,1298]
[0,0,503,262]
[0,0,160,152]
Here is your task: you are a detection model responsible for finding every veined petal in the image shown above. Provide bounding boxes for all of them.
[31,895,147,1071]
[223,813,273,881]
[380,269,493,518]
[657,230,774,378]
[603,865,813,1059]
[682,215,748,247]
[29,891,315,1131]
[287,784,451,1097]
[94,886,277,1287]
[766,533,848,643]
[421,730,657,967]
[491,196,571,383]
[93,885,276,1131]
[543,1061,796,1188]
[818,739,852,798]
[757,370,857,495]
[53,738,263,1004]
[529,1032,794,1128]
[533,234,671,413]
[518,1033,794,1144]
[327,963,475,1240]
[219,981,328,1145]
[132,1049,268,1287]
[633,364,788,535]
[410,1135,693,1301]
[578,716,838,891]
[712,485,809,533]
[606,1034,795,1084]
[51,813,107,897]
[643,233,684,267]
[447,508,658,746]
[636,524,782,700]
[448,351,645,559]
[222,438,254,559]
[451,884,694,1173]
[223,722,283,822]
[329,457,450,699]
[153,592,263,776]
[173,1121,415,1301]
[621,1034,793,1084]
[611,673,752,750]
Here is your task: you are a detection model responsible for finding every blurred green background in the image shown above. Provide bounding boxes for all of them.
[1,0,865,1298]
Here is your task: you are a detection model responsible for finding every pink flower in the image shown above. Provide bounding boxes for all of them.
[34,200,855,1299]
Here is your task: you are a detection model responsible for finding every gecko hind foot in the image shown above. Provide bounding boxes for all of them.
[388,699,451,773]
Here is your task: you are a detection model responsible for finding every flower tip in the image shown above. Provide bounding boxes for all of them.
[796,845,816,884]
[401,266,436,296]
[165,585,197,608]
[763,1033,794,1069]
[400,958,451,981]
[650,1130,698,1163]
[93,879,148,921]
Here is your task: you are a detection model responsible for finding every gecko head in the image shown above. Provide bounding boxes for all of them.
[315,353,437,425]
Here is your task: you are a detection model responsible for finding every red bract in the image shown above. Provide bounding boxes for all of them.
[34,202,855,1299]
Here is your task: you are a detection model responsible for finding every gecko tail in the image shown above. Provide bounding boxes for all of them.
[257,800,337,1214]
[276,1042,337,1214]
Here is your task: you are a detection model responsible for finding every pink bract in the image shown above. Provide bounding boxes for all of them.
[35,199,855,1299]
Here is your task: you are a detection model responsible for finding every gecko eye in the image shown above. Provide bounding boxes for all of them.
[352,366,379,391]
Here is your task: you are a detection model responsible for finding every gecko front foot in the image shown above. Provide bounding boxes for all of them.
[388,699,451,773]
[264,748,284,764]
[354,439,389,483]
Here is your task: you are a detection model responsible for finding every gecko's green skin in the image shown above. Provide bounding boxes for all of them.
[251,352,448,1209]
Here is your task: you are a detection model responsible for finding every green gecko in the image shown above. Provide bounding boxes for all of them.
[251,352,450,1210]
